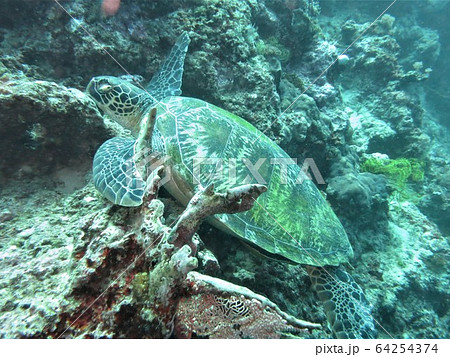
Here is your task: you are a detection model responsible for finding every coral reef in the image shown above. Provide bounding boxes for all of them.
[327,172,389,232]
[0,72,108,178]
[175,272,315,338]
[0,175,318,338]
[336,16,432,159]
[0,0,448,339]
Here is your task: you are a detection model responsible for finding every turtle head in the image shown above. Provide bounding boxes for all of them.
[87,76,154,133]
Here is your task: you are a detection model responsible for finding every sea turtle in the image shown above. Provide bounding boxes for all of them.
[87,32,377,339]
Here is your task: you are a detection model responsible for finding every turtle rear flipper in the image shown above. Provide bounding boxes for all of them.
[308,266,377,339]
[93,137,146,207]
[146,32,191,100]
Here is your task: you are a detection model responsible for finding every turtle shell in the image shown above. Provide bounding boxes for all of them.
[152,96,353,267]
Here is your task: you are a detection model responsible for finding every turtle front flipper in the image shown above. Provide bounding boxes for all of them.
[307,266,377,339]
[93,137,146,207]
[146,32,191,100]
[93,108,158,207]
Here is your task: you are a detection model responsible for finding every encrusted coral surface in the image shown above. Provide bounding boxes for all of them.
[0,0,448,338]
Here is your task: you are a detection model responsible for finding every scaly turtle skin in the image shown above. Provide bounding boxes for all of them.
[87,33,377,339]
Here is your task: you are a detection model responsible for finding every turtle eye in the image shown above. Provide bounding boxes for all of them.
[98,83,112,94]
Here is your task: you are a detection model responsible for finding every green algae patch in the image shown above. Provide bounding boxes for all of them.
[361,157,425,189]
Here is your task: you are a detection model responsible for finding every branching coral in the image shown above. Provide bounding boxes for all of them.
[132,180,316,338]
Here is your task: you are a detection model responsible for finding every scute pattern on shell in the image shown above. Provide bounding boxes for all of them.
[152,96,353,266]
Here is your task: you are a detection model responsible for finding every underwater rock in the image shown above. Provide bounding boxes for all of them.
[343,25,401,87]
[0,174,318,338]
[0,0,283,140]
[178,1,281,138]
[277,81,351,181]
[394,18,440,71]
[278,88,321,146]
[368,87,430,159]
[263,0,319,55]
[0,74,108,178]
[419,187,450,236]
[197,248,220,275]
[346,106,397,155]
[0,209,14,223]
[3,172,311,338]
[0,178,79,338]
[174,272,317,338]
[366,200,449,338]
[0,0,448,340]
[326,171,389,233]
[334,15,433,159]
